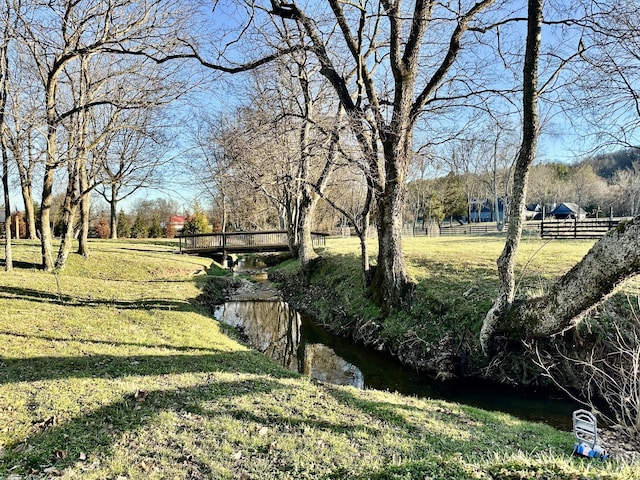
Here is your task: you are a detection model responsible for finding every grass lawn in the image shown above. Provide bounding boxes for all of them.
[1,239,638,479]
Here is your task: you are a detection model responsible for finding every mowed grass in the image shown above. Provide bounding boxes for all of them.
[0,239,638,479]
[317,233,639,332]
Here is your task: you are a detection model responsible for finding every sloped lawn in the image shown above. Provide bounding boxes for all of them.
[0,240,637,479]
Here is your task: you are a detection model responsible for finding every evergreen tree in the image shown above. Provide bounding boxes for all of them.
[131,213,148,238]
[116,210,131,238]
[182,201,211,234]
[148,214,163,238]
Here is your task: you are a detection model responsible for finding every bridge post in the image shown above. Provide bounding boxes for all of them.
[222,233,228,266]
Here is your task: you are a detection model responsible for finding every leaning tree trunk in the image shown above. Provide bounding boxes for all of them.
[493,217,640,344]
[481,0,541,354]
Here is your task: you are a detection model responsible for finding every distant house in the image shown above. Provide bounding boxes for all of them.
[525,203,542,220]
[549,202,587,220]
[167,215,186,233]
[469,198,504,223]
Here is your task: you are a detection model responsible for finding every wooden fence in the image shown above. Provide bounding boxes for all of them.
[405,223,502,236]
[540,218,619,239]
[406,218,621,239]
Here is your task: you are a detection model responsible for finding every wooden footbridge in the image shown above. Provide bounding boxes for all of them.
[178,230,329,255]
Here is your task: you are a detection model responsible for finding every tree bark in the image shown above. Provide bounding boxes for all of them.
[0,12,12,271]
[370,137,413,310]
[481,0,542,354]
[297,192,318,266]
[76,56,91,257]
[77,187,90,256]
[109,183,119,239]
[40,145,57,271]
[11,130,39,240]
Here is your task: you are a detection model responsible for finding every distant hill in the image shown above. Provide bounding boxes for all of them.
[581,147,640,180]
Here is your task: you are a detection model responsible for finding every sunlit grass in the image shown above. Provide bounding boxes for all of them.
[0,239,637,478]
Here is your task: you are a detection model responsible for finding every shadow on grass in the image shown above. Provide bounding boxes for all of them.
[0,349,298,385]
[6,260,42,270]
[0,285,196,311]
[2,377,289,475]
[0,331,223,354]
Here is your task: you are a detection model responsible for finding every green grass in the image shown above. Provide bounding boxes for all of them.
[1,239,638,479]
[307,234,639,342]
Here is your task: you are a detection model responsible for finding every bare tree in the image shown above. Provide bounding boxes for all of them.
[480,0,543,354]
[0,0,13,270]
[481,0,640,355]
[612,162,640,216]
[178,0,501,309]
[96,108,169,240]
[15,0,196,270]
[5,91,42,240]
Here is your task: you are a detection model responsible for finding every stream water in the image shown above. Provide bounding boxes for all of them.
[214,258,579,430]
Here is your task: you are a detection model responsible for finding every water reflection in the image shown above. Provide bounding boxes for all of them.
[214,300,365,388]
[214,297,579,430]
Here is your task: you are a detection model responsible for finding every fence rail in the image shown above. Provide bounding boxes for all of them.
[540,218,619,239]
[404,223,502,236]
[404,218,622,239]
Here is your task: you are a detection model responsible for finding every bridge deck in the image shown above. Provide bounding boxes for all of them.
[178,230,328,255]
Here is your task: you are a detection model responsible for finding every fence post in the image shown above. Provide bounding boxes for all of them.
[574,216,578,239]
[609,207,614,230]
[540,207,545,238]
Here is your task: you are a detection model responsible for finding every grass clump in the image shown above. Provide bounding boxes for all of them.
[0,239,637,479]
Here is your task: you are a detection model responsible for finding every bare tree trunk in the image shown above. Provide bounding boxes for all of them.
[297,192,318,265]
[11,131,39,239]
[359,210,371,288]
[371,178,412,309]
[40,154,57,271]
[109,184,119,240]
[55,157,79,268]
[370,132,413,310]
[77,57,91,257]
[0,12,12,271]
[481,0,542,354]
[22,186,37,239]
[1,146,10,271]
[77,189,90,256]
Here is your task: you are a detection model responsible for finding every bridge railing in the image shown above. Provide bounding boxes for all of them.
[178,230,329,253]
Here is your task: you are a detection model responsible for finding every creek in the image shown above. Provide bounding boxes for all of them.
[214,257,579,431]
